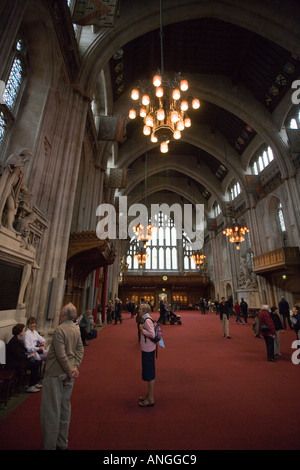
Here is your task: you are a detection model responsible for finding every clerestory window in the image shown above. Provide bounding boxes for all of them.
[0,36,27,148]
[252,146,274,175]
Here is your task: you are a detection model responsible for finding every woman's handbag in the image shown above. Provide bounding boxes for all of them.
[260,322,270,332]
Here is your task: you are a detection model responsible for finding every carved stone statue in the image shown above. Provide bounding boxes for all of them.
[120,255,128,272]
[238,253,257,289]
[17,212,40,269]
[0,148,32,232]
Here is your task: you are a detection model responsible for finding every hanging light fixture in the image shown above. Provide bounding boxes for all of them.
[132,222,154,245]
[132,146,157,252]
[223,219,250,250]
[128,0,200,153]
[134,244,149,268]
[190,250,206,269]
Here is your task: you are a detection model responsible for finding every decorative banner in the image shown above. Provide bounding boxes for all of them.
[98,115,125,142]
[206,218,217,232]
[286,129,300,152]
[245,175,264,195]
[72,0,118,27]
[108,169,127,188]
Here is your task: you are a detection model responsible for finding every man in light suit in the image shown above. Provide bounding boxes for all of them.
[40,303,84,450]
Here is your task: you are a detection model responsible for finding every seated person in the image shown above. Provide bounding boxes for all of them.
[24,316,47,361]
[79,310,94,345]
[6,323,41,392]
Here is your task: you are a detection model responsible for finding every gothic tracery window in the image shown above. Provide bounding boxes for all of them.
[126,211,184,271]
[277,202,286,232]
[0,36,27,148]
[252,146,274,175]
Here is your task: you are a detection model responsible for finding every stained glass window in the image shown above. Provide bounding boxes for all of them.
[289,109,300,129]
[0,35,27,148]
[3,58,23,110]
[278,202,286,232]
[0,111,6,147]
[127,211,180,271]
[252,146,275,174]
[229,181,241,200]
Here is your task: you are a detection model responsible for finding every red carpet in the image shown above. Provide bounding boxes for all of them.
[0,311,299,451]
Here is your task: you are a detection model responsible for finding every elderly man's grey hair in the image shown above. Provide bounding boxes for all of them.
[63,303,77,320]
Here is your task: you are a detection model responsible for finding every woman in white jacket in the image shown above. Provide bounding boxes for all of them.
[24,317,47,361]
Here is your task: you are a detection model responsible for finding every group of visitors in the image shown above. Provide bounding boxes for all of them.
[217,294,300,363]
[5,317,47,393]
[105,298,123,324]
[76,309,95,346]
[257,300,300,362]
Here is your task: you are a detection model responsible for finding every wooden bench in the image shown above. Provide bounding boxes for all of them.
[0,368,17,409]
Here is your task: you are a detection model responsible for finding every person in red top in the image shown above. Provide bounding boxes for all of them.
[258,305,277,362]
[234,301,244,324]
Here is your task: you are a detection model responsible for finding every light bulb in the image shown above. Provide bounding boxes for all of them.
[160,141,169,153]
[142,94,150,106]
[129,109,136,119]
[143,125,151,136]
[153,74,161,87]
[156,86,164,98]
[184,117,191,127]
[170,111,179,122]
[177,119,184,131]
[131,89,139,100]
[192,98,200,109]
[157,108,165,121]
[172,88,180,100]
[173,130,181,139]
[180,100,188,111]
[145,114,154,127]
[180,79,189,91]
[151,133,158,143]
[140,107,147,118]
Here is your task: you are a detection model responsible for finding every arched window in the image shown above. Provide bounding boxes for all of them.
[277,202,286,232]
[287,108,300,129]
[213,201,221,217]
[183,234,198,271]
[251,145,274,174]
[127,211,180,271]
[0,35,28,148]
[229,181,241,201]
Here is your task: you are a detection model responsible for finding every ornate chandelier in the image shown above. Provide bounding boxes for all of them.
[128,0,200,153]
[223,220,249,250]
[133,222,154,245]
[134,244,149,267]
[129,75,200,153]
[190,250,206,269]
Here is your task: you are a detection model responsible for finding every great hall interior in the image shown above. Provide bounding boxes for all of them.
[0,0,300,342]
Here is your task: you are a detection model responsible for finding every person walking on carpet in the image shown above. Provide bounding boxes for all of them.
[219,297,231,338]
[40,303,84,450]
[258,305,276,362]
[138,303,156,407]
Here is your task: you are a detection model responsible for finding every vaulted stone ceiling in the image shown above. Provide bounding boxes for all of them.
[74,0,300,211]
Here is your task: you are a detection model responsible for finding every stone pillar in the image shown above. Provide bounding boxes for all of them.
[27,88,89,333]
[0,0,26,79]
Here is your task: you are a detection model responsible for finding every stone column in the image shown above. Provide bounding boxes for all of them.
[0,0,26,79]
[28,88,89,333]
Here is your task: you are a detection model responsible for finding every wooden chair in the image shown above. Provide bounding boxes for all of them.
[0,367,17,409]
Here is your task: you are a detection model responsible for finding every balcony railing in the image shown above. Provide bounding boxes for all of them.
[253,247,300,274]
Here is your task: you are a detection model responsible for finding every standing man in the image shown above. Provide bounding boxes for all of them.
[40,303,84,450]
[240,298,248,324]
[114,298,123,324]
[279,297,292,330]
[219,297,231,338]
